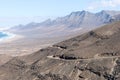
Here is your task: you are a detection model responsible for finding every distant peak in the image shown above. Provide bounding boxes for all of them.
[72,10,89,14]
[100,10,108,14]
[69,10,91,17]
[97,10,120,16]
[44,19,51,22]
[80,10,87,14]
[81,10,88,13]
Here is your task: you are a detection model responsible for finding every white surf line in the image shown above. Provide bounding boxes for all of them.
[0,31,24,43]
[0,31,15,42]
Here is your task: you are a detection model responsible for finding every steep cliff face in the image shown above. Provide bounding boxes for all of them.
[1,21,120,80]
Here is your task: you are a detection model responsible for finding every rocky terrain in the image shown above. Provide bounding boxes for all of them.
[0,21,120,80]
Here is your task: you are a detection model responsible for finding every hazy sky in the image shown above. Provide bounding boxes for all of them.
[0,0,120,27]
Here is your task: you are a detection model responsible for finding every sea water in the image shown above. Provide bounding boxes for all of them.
[0,31,15,42]
[0,32,8,38]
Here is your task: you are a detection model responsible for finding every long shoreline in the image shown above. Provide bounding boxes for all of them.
[0,31,24,43]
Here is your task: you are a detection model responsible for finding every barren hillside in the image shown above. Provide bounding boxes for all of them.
[1,21,120,80]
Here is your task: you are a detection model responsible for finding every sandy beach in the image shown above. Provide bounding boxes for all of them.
[0,33,55,65]
[0,33,67,56]
[0,29,84,56]
[0,33,23,43]
[0,36,53,56]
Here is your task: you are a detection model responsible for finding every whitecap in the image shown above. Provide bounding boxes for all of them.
[0,31,16,42]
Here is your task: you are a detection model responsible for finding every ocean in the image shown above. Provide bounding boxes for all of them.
[0,31,15,42]
[0,32,9,40]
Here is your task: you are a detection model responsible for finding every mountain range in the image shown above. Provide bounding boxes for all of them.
[10,10,120,34]
[1,10,120,80]
[1,20,120,80]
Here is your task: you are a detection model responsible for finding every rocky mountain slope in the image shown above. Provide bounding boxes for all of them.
[1,21,120,80]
